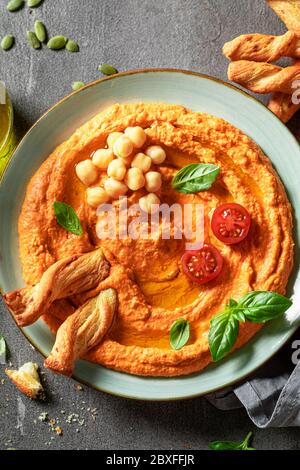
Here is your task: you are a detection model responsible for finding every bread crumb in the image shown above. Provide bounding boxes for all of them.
[55,426,63,436]
[38,412,48,422]
[5,363,45,400]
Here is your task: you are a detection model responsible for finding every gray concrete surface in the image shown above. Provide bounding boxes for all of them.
[1,0,300,450]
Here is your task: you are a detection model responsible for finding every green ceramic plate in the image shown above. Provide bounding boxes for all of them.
[1,69,300,400]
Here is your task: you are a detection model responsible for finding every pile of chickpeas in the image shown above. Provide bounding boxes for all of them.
[75,126,166,213]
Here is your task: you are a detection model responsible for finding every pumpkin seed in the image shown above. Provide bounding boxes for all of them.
[34,20,47,43]
[27,31,41,49]
[66,39,79,53]
[27,0,43,7]
[6,0,24,12]
[47,36,67,50]
[98,63,118,76]
[1,35,15,51]
[72,81,84,91]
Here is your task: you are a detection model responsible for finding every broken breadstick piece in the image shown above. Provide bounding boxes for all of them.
[223,31,298,62]
[44,288,117,377]
[5,362,45,400]
[268,92,300,122]
[228,60,300,94]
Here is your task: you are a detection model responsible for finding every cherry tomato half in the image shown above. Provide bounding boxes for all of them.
[181,244,223,285]
[211,203,251,245]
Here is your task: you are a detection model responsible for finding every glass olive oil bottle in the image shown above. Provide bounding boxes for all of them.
[0,85,16,177]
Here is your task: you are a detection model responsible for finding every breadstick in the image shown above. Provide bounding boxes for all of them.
[44,288,117,376]
[4,248,110,327]
[228,60,300,94]
[267,1,300,32]
[223,31,298,62]
[268,92,300,122]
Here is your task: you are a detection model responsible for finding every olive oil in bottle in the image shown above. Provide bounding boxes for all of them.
[0,84,16,176]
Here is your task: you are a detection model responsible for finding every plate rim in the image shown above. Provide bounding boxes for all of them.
[2,66,300,183]
[1,67,299,401]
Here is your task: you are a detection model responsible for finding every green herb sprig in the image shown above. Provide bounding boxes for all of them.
[209,432,255,451]
[209,291,292,362]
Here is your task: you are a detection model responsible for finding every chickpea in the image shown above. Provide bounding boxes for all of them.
[86,187,110,208]
[131,152,152,173]
[145,145,166,165]
[124,126,147,148]
[125,168,145,191]
[145,171,162,192]
[104,177,128,198]
[121,155,133,168]
[113,135,134,159]
[107,159,127,181]
[92,148,114,170]
[107,132,123,150]
[139,193,160,214]
[75,160,98,186]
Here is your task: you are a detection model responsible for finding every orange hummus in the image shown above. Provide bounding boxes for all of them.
[18,103,294,376]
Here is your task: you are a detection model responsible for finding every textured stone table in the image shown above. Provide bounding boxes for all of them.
[1,0,300,450]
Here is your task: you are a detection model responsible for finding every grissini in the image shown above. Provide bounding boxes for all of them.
[267,0,300,32]
[4,248,110,327]
[227,60,300,94]
[223,31,298,62]
[44,288,117,376]
[268,92,300,122]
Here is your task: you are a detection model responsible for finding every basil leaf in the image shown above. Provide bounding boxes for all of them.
[170,318,190,350]
[239,432,255,450]
[232,310,246,323]
[209,432,255,451]
[209,441,243,450]
[237,291,292,323]
[208,291,292,362]
[171,163,220,194]
[228,298,247,321]
[0,336,7,364]
[208,310,239,362]
[229,298,238,308]
[54,201,83,236]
